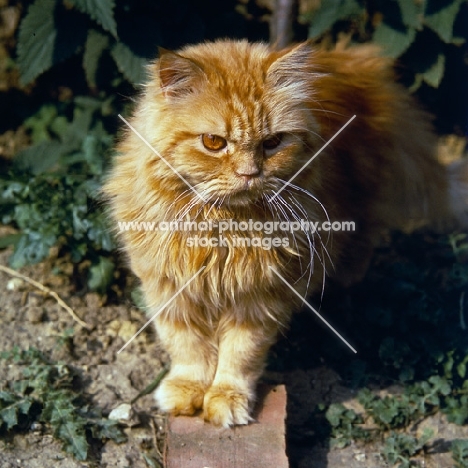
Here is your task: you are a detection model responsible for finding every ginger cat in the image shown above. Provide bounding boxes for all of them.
[103,40,466,427]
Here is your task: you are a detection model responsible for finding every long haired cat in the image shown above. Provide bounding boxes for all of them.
[103,40,467,427]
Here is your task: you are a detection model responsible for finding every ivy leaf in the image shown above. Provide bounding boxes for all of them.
[17,0,87,85]
[424,0,464,43]
[0,396,33,430]
[87,214,115,252]
[70,0,117,38]
[13,141,63,175]
[452,439,468,467]
[131,286,146,310]
[90,418,126,443]
[444,395,468,425]
[456,356,468,379]
[43,394,89,460]
[397,0,422,29]
[110,42,148,85]
[61,104,96,152]
[373,0,419,58]
[400,27,446,89]
[9,231,56,269]
[421,52,445,88]
[0,405,18,430]
[88,256,114,292]
[0,233,21,249]
[373,22,416,57]
[428,375,451,396]
[374,397,401,425]
[308,0,363,39]
[83,29,110,87]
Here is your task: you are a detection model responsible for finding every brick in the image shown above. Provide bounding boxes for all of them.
[165,385,288,468]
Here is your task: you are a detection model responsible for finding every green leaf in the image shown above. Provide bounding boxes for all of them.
[444,395,468,425]
[456,356,468,379]
[43,395,89,460]
[87,256,114,292]
[397,0,422,29]
[373,22,416,57]
[50,116,70,140]
[308,0,363,39]
[91,418,126,443]
[61,105,95,152]
[0,233,21,249]
[0,390,17,403]
[17,0,87,85]
[83,29,110,87]
[17,0,57,85]
[452,439,468,467]
[401,27,446,89]
[82,135,105,175]
[428,375,451,396]
[87,214,115,251]
[10,232,56,269]
[24,104,58,143]
[131,286,146,310]
[421,52,445,88]
[424,0,464,43]
[70,0,117,38]
[0,406,18,429]
[110,42,147,84]
[13,141,64,175]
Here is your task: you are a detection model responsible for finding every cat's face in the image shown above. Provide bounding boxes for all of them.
[144,41,322,207]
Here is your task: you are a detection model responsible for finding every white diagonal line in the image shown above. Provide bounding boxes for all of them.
[269,266,357,353]
[117,266,206,354]
[118,114,206,202]
[270,114,356,202]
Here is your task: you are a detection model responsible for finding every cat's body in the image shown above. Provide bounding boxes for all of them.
[103,40,466,427]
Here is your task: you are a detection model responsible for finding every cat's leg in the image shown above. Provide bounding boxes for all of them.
[154,317,217,416]
[203,318,278,427]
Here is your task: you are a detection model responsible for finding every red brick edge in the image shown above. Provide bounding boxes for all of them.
[165,385,288,468]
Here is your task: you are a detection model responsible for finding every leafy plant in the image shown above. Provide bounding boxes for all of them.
[324,403,369,448]
[452,439,468,468]
[0,347,126,461]
[17,0,144,86]
[15,0,253,89]
[382,429,434,468]
[0,96,117,292]
[301,0,466,90]
[323,370,466,465]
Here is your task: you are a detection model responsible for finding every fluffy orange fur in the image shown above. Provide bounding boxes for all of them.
[103,40,464,427]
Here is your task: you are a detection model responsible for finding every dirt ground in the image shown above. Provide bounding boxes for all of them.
[1,233,468,468]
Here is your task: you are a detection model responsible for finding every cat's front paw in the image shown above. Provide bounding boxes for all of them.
[154,378,205,416]
[203,385,253,427]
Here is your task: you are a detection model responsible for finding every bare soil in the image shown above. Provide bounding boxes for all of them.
[1,236,468,468]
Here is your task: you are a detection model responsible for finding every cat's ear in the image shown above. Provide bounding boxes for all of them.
[157,48,206,99]
[266,41,314,87]
[265,41,316,108]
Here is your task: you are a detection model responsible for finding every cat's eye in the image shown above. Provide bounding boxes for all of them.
[262,134,283,151]
[201,134,227,151]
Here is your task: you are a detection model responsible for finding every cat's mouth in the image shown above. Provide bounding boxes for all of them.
[219,180,265,206]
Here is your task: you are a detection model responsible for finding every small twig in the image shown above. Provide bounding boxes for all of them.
[130,366,169,405]
[150,417,164,464]
[0,264,90,329]
[270,0,296,49]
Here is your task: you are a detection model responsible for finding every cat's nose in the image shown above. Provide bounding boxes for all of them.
[235,170,261,186]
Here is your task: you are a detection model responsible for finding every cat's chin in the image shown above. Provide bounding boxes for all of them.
[218,191,261,207]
